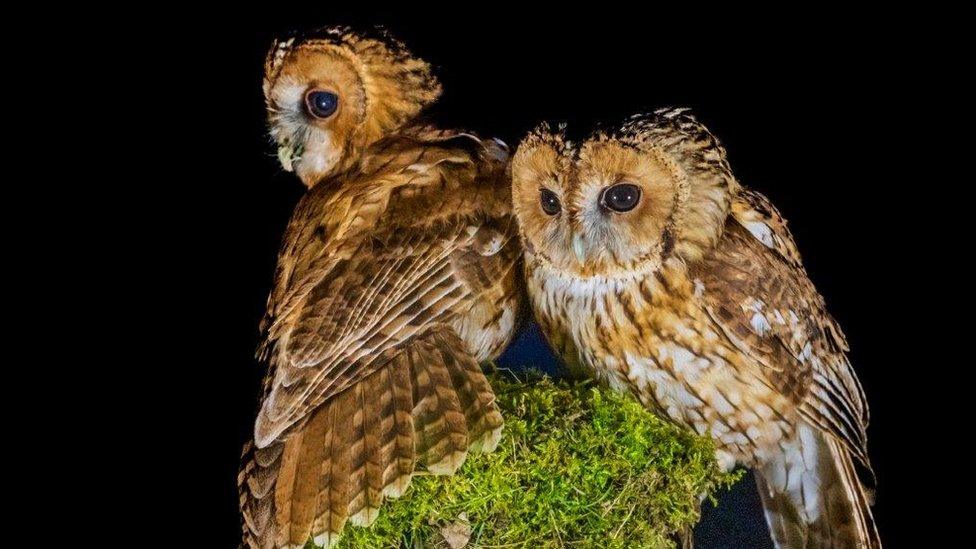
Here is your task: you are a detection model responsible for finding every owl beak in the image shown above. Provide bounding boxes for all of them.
[277,139,304,173]
[572,233,586,263]
[277,144,296,172]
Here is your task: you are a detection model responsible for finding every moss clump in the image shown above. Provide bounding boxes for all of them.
[324,373,741,548]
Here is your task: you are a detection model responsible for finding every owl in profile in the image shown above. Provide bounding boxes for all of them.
[511,108,879,548]
[238,27,523,548]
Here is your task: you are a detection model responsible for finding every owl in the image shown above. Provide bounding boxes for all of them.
[511,108,879,548]
[263,26,443,187]
[239,27,523,548]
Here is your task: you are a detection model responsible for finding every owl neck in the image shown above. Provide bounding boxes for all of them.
[529,252,688,286]
[528,254,698,327]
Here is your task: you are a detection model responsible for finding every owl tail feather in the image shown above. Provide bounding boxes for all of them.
[238,329,503,548]
[755,422,880,548]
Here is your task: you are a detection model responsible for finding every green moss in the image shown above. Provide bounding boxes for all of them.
[319,372,741,548]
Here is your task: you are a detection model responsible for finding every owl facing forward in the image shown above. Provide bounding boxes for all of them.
[239,27,523,548]
[511,108,879,548]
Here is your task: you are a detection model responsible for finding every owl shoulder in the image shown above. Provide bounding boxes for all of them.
[351,128,511,228]
[729,187,803,269]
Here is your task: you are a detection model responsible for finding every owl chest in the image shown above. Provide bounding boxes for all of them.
[528,264,794,465]
[529,274,631,378]
[529,270,702,404]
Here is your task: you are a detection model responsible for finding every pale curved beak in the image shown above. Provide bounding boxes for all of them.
[572,233,586,263]
[277,144,296,172]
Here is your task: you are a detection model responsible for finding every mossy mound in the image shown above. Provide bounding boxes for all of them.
[324,373,741,548]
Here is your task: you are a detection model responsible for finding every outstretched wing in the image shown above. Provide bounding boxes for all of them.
[255,133,512,447]
[240,134,515,547]
[240,326,503,548]
[693,190,870,467]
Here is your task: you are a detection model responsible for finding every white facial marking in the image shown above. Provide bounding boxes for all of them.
[274,78,305,111]
[305,130,337,172]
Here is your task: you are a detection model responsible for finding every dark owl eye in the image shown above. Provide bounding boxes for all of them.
[305,90,339,119]
[540,188,561,215]
[601,183,641,212]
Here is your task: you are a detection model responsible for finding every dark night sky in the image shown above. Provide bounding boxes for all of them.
[173,9,941,547]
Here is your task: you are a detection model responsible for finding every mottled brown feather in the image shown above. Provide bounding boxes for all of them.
[440,333,505,452]
[513,108,877,548]
[410,336,470,474]
[241,328,509,548]
[255,132,512,447]
[240,129,519,548]
[731,188,804,269]
[695,219,870,466]
[383,363,416,497]
[756,426,879,548]
[244,28,520,547]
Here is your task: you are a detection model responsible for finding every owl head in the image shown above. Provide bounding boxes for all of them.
[264,26,441,187]
[512,108,738,278]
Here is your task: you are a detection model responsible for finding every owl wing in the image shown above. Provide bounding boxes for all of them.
[255,222,501,446]
[255,133,512,447]
[240,325,504,548]
[241,134,513,547]
[694,194,869,467]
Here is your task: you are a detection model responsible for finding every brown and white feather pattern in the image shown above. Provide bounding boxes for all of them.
[240,129,520,548]
[513,108,879,547]
[263,26,443,187]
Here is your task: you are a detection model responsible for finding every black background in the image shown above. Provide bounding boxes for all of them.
[175,9,941,547]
